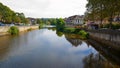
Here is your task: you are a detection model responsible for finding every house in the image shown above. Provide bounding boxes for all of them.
[65,15,84,27]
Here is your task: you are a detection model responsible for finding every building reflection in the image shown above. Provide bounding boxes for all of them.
[64,34,83,47]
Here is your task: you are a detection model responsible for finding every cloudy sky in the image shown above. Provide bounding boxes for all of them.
[0,0,87,18]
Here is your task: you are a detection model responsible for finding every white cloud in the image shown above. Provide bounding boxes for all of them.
[0,0,87,18]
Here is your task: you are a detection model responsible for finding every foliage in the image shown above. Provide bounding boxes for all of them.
[63,27,76,33]
[56,18,65,31]
[103,23,120,29]
[39,23,44,29]
[8,26,19,35]
[36,18,65,29]
[36,19,43,24]
[78,30,89,39]
[56,31,63,37]
[0,3,28,24]
[36,18,57,25]
[85,0,120,28]
[35,18,65,28]
[60,27,89,39]
[36,19,44,28]
[48,18,57,25]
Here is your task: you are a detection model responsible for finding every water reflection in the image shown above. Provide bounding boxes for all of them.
[0,28,119,68]
[83,53,120,68]
[0,36,13,61]
[65,34,82,47]
[56,31,64,37]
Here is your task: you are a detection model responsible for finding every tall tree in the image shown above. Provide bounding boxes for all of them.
[85,0,120,28]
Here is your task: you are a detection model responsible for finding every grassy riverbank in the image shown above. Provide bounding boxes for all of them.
[57,27,89,39]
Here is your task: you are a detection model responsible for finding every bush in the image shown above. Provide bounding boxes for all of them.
[63,27,89,39]
[63,27,76,33]
[8,26,19,35]
[78,30,89,39]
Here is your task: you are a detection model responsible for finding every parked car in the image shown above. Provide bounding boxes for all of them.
[0,22,5,26]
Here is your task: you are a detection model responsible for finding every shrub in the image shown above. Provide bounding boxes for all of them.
[57,27,89,39]
[8,26,19,35]
[78,30,89,39]
[63,27,76,33]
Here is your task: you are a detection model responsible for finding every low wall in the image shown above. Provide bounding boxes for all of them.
[18,26,39,32]
[0,26,39,36]
[87,30,120,52]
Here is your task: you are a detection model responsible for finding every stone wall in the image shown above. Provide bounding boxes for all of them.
[0,26,39,36]
[87,30,120,52]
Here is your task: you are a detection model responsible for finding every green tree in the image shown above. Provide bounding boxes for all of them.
[56,18,65,31]
[0,3,14,23]
[16,13,26,23]
[36,19,43,24]
[85,0,120,29]
[0,2,27,24]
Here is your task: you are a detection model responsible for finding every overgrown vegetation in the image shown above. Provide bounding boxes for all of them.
[58,27,89,39]
[8,26,19,35]
[78,30,89,39]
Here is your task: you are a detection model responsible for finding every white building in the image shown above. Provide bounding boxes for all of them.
[65,15,84,27]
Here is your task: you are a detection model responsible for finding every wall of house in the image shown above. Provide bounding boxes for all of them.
[65,15,84,27]
[72,18,83,25]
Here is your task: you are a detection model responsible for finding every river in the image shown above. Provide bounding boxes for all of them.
[0,28,120,68]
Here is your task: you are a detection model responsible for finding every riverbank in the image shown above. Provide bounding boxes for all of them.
[85,29,120,52]
[56,27,89,39]
[87,39,120,65]
[0,26,39,36]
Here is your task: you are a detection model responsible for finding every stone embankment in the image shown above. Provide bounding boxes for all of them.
[86,29,120,52]
[0,26,39,36]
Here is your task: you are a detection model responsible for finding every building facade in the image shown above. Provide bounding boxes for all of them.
[65,15,84,27]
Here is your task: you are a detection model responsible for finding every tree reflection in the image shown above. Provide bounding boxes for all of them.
[48,27,86,47]
[83,53,120,68]
[48,27,56,31]
[0,36,13,61]
[56,31,64,37]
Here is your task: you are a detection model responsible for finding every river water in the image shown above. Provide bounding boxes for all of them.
[0,28,120,68]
